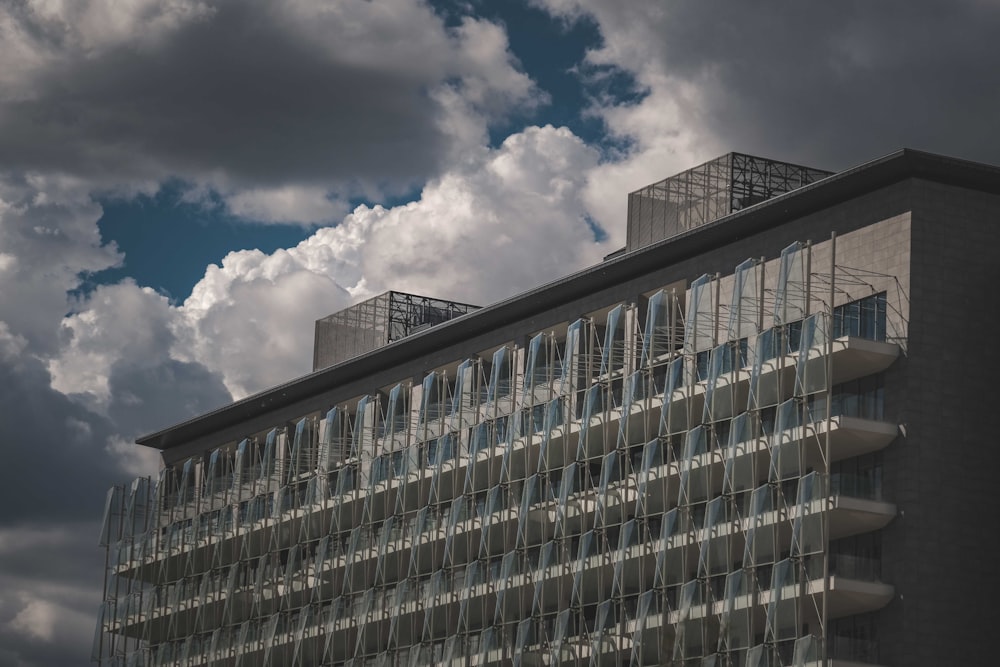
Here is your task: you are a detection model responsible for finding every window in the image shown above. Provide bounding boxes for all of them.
[833,292,887,341]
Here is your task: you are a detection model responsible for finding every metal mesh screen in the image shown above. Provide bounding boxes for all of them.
[313,291,479,370]
[626,153,832,252]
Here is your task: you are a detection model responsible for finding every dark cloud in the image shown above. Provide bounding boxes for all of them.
[0,353,121,525]
[625,1,1000,169]
[0,0,501,195]
[0,344,230,665]
[0,352,121,665]
[0,348,229,524]
[105,357,232,437]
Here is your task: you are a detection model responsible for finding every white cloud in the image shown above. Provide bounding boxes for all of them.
[8,595,96,654]
[224,185,349,225]
[106,435,161,478]
[49,281,175,404]
[0,174,122,355]
[184,124,605,397]
[48,125,608,400]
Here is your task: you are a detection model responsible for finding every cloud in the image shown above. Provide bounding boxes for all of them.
[533,0,1000,233]
[0,173,121,355]
[0,176,227,666]
[0,0,544,221]
[0,523,109,667]
[45,125,607,403]
[224,185,349,225]
[177,125,606,397]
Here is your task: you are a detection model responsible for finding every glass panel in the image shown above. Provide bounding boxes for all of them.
[635,438,667,517]
[451,358,478,429]
[555,462,581,538]
[577,383,606,460]
[479,626,498,663]
[487,346,514,414]
[561,318,587,395]
[674,580,704,660]
[600,304,627,377]
[619,370,648,446]
[418,371,442,431]
[792,472,826,557]
[724,413,757,505]
[766,558,798,643]
[203,447,223,508]
[703,342,733,423]
[659,357,685,435]
[517,474,544,547]
[531,540,557,614]
[597,450,624,527]
[320,408,346,472]
[383,382,409,450]
[642,289,676,368]
[228,438,251,503]
[793,635,822,666]
[745,644,768,667]
[744,484,777,567]
[728,258,761,341]
[572,530,598,605]
[796,313,829,396]
[747,328,779,411]
[431,433,456,468]
[538,397,565,472]
[351,396,378,464]
[523,332,550,405]
[289,417,315,484]
[612,519,639,598]
[769,399,802,483]
[515,616,537,660]
[684,274,715,356]
[697,496,729,578]
[719,569,751,652]
[176,458,196,511]
[655,508,687,590]
[98,486,124,547]
[774,241,807,326]
[678,426,709,507]
[292,604,315,665]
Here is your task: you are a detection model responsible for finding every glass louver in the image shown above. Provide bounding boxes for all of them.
[95,242,898,667]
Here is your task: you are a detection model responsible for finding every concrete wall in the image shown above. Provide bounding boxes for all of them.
[877,179,1000,665]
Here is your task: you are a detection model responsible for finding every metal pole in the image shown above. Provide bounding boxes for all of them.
[796,241,813,656]
[822,232,836,666]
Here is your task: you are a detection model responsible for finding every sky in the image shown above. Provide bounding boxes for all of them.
[2,1,1000,664]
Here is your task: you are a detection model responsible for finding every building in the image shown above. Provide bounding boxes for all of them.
[94,149,1000,667]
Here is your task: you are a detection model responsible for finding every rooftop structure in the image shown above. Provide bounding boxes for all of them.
[313,291,480,371]
[95,149,1000,667]
[625,153,833,252]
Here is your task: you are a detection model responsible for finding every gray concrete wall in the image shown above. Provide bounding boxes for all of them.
[876,179,1000,665]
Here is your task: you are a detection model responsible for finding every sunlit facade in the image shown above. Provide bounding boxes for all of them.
[94,150,1000,666]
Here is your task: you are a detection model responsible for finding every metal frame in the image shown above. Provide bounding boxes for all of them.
[313,291,479,371]
[625,153,832,252]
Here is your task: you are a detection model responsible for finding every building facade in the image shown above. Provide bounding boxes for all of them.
[94,149,1000,666]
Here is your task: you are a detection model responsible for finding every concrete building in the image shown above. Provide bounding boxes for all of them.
[94,149,1000,666]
